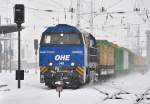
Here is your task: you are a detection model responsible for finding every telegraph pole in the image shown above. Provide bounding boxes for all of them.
[146,31,150,68]
[76,0,80,28]
[90,0,94,34]
[34,39,38,74]
[9,18,12,73]
[0,16,1,73]
[5,18,12,73]
[0,16,1,25]
[136,24,140,55]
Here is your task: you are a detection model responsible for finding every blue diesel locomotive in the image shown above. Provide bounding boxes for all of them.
[39,24,97,88]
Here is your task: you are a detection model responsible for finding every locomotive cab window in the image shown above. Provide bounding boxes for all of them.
[42,33,83,44]
[90,40,94,47]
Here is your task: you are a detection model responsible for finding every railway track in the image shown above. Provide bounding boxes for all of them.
[0,84,10,92]
[91,83,150,104]
[0,89,10,91]
[92,85,131,101]
[0,84,8,88]
[134,88,150,104]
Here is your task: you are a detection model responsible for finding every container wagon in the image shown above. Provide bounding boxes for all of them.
[96,40,115,78]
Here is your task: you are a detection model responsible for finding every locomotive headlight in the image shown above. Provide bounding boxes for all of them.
[49,62,53,66]
[71,62,75,66]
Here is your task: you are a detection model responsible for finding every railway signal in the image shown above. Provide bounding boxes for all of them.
[34,39,38,55]
[14,4,24,24]
[34,39,38,74]
[14,4,25,89]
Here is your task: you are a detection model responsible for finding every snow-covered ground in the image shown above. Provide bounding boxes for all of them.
[0,70,150,104]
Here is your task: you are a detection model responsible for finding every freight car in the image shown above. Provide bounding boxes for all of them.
[96,40,115,79]
[96,40,146,76]
[133,54,147,72]
[96,40,132,79]
[39,24,146,89]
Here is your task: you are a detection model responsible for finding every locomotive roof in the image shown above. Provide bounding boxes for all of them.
[43,24,80,34]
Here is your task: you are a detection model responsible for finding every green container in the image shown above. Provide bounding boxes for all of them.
[96,40,113,46]
[114,47,123,72]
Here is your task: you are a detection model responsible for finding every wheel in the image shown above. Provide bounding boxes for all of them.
[72,84,79,89]
[71,80,81,89]
[48,85,55,89]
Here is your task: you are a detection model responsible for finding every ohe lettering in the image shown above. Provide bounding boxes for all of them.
[55,55,70,61]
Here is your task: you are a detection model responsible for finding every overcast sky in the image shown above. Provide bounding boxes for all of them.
[0,0,150,55]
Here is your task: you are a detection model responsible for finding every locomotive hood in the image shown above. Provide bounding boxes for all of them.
[39,44,84,67]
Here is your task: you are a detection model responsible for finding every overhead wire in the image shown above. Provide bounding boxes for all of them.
[7,0,66,13]
[100,0,104,6]
[28,0,63,10]
[98,0,106,12]
[3,0,149,30]
[132,0,150,23]
[78,0,147,44]
[107,0,125,10]
[78,0,150,34]
[27,7,67,13]
[48,0,66,9]
[80,16,90,25]
[4,0,73,25]
[140,0,146,8]
[80,0,91,12]
[139,0,150,20]
[79,10,136,16]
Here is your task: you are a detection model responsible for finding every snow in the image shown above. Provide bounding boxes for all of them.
[0,70,150,104]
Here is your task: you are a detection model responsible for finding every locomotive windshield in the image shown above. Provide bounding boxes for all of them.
[41,33,83,44]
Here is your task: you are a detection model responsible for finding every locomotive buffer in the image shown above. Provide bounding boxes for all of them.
[55,81,63,98]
